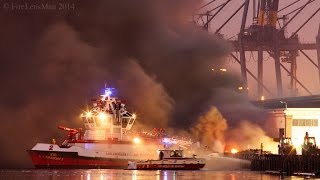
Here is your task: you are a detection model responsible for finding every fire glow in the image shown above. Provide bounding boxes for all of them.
[133,137,141,144]
[231,148,238,154]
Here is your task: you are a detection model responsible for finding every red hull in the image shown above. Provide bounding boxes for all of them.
[135,163,205,170]
[27,150,130,169]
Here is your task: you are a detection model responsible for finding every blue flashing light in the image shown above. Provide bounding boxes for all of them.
[104,88,113,96]
[162,138,171,144]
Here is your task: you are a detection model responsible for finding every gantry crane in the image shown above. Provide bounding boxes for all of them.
[194,0,320,98]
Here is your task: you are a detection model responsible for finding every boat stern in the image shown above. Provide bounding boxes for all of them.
[127,161,137,170]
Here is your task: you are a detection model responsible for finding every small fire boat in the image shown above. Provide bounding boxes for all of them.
[127,149,206,170]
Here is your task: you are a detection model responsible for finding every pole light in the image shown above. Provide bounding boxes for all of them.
[280,101,287,109]
[280,101,287,137]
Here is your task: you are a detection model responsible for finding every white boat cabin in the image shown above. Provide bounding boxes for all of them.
[80,88,136,141]
[159,149,184,160]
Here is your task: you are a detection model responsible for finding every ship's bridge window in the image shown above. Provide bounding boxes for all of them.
[88,118,94,124]
[122,119,128,128]
[176,150,183,157]
[170,151,175,157]
[113,128,121,133]
[170,150,182,157]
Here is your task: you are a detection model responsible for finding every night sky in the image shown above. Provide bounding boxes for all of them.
[0,0,319,168]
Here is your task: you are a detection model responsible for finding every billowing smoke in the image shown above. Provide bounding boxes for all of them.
[191,107,228,153]
[0,0,271,168]
[63,0,231,129]
[0,20,110,168]
[114,59,174,128]
[212,88,269,129]
[211,88,273,153]
[226,121,278,154]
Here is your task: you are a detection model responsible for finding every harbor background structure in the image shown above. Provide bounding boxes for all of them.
[0,0,320,170]
[194,0,320,99]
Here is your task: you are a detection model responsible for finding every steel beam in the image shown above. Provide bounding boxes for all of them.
[278,0,312,34]
[289,8,320,39]
[230,53,273,95]
[280,61,312,95]
[258,48,263,97]
[230,41,317,51]
[197,0,218,11]
[215,2,245,34]
[289,50,298,95]
[203,0,231,29]
[253,0,256,21]
[278,0,301,12]
[273,47,283,96]
[300,50,318,68]
[239,0,250,93]
[266,52,312,95]
[317,23,320,83]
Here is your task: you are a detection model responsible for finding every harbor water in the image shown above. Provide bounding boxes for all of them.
[0,169,313,180]
[1,155,314,180]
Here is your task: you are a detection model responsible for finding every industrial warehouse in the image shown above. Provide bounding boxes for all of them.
[248,96,320,175]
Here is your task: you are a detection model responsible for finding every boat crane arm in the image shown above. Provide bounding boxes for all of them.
[58,125,79,133]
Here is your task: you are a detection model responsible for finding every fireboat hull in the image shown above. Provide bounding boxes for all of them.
[27,150,130,169]
[131,163,205,170]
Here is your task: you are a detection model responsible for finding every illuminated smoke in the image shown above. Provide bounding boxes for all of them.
[191,107,228,153]
[226,121,278,154]
[210,88,273,153]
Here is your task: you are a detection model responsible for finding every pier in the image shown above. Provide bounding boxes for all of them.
[249,155,320,175]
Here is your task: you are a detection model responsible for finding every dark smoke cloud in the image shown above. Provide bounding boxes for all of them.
[114,59,174,128]
[0,0,270,168]
[0,20,109,168]
[212,88,269,129]
[63,0,233,129]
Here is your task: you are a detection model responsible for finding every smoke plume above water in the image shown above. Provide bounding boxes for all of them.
[0,0,271,167]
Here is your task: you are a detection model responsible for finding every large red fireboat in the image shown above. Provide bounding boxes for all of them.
[27,87,166,169]
[27,87,196,169]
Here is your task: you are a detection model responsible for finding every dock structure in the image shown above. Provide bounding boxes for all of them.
[250,155,320,175]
